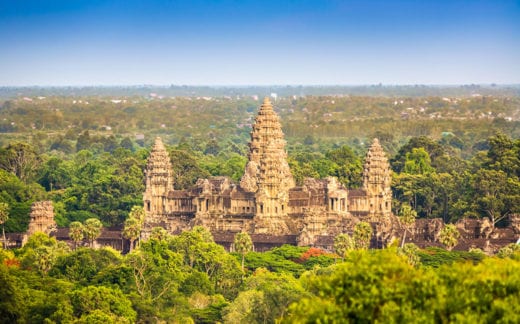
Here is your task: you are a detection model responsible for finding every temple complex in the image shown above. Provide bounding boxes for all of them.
[142,98,396,248]
[9,98,518,253]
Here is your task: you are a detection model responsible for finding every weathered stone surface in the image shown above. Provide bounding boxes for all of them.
[362,138,392,218]
[27,201,56,236]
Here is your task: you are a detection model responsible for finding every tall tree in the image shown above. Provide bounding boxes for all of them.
[398,203,417,247]
[0,142,41,183]
[128,206,145,224]
[76,130,91,152]
[83,218,102,248]
[123,218,141,252]
[334,233,355,260]
[68,221,84,250]
[486,132,519,177]
[390,136,444,173]
[471,169,520,228]
[439,224,460,251]
[233,231,253,273]
[403,147,434,174]
[354,222,373,250]
[150,227,168,241]
[0,203,9,249]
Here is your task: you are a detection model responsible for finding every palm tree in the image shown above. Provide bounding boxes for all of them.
[123,217,141,252]
[150,227,168,241]
[233,231,253,273]
[439,224,460,251]
[83,218,102,248]
[334,233,355,260]
[128,206,145,223]
[68,221,84,250]
[354,222,373,250]
[0,203,9,249]
[399,203,417,248]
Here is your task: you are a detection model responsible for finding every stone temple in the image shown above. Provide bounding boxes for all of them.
[7,98,517,252]
[142,97,394,249]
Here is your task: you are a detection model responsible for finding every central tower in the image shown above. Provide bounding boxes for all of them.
[240,97,294,234]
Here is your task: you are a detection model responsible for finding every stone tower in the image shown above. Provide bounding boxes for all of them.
[143,137,174,218]
[26,201,56,236]
[363,138,392,218]
[240,97,294,192]
[240,97,294,234]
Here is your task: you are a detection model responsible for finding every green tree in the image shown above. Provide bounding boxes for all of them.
[334,233,355,260]
[0,202,9,248]
[150,226,168,241]
[439,224,460,251]
[68,221,84,250]
[230,268,305,323]
[398,243,420,266]
[0,142,41,183]
[37,156,72,191]
[170,227,242,299]
[399,203,417,247]
[128,205,145,223]
[497,243,520,259]
[83,218,102,248]
[224,289,267,324]
[76,130,91,152]
[283,250,442,323]
[69,286,136,323]
[49,247,122,284]
[391,136,445,173]
[354,222,373,249]
[486,132,519,177]
[220,153,247,181]
[403,147,434,174]
[123,217,141,252]
[326,145,363,187]
[439,257,520,322]
[19,232,70,274]
[471,169,520,227]
[120,137,134,151]
[0,264,25,322]
[233,231,253,273]
[125,239,185,310]
[169,149,210,189]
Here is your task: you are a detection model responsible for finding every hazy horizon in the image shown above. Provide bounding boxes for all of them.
[3,83,520,88]
[1,0,519,86]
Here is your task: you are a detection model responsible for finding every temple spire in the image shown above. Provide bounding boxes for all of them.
[143,137,174,215]
[240,97,294,193]
[363,138,392,217]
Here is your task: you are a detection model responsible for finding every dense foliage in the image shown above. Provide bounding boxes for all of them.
[1,231,519,323]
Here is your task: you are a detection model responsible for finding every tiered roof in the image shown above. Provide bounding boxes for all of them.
[240,97,294,194]
[363,138,391,189]
[145,137,174,190]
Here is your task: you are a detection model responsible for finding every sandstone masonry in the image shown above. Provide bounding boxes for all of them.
[142,98,395,249]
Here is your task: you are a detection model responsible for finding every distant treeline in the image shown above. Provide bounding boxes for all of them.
[1,84,520,99]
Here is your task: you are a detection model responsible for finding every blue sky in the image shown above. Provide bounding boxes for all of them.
[0,0,519,86]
